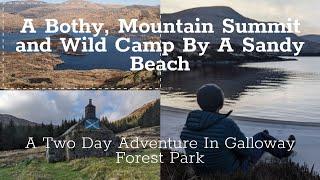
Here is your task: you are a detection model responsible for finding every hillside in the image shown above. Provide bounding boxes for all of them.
[162,6,320,55]
[1,52,159,89]
[1,0,46,14]
[301,34,320,44]
[103,99,160,133]
[2,0,160,32]
[0,147,160,179]
[0,114,38,126]
[0,124,160,179]
[2,12,25,31]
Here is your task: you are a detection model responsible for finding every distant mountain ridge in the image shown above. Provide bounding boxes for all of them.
[0,114,38,126]
[1,0,159,32]
[301,35,320,44]
[162,6,320,55]
[102,99,160,133]
[2,0,46,14]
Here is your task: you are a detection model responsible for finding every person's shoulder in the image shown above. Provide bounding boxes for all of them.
[187,110,203,118]
[222,117,239,128]
[188,110,203,114]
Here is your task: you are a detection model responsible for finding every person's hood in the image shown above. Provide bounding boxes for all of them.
[185,110,231,131]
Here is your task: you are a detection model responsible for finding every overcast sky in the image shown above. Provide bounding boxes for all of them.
[161,0,319,35]
[0,91,159,125]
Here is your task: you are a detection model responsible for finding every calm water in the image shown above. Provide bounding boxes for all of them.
[162,57,320,123]
[4,29,158,70]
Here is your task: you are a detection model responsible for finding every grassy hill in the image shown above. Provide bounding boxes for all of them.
[103,99,160,133]
[0,114,38,127]
[0,125,161,179]
[0,147,159,179]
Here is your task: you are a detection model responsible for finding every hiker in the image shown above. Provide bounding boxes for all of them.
[180,83,296,174]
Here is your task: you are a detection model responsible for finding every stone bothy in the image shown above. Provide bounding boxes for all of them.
[46,99,118,163]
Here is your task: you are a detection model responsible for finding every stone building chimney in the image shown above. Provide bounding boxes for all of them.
[85,99,96,119]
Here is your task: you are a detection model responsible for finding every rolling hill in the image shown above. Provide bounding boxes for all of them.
[301,34,320,44]
[2,0,46,14]
[2,0,160,32]
[162,6,320,55]
[102,99,160,133]
[0,114,38,126]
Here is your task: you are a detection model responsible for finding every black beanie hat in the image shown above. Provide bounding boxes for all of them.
[197,84,224,112]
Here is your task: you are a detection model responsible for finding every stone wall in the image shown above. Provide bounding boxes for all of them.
[65,128,118,161]
[46,137,66,163]
[46,121,118,163]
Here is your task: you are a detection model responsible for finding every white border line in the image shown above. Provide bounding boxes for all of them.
[4,2,99,5]
[2,1,5,88]
[2,87,160,90]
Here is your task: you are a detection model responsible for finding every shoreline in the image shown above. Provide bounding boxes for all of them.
[161,106,320,127]
[161,105,320,172]
[1,51,159,88]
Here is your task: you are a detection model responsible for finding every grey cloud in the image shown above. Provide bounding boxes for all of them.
[161,0,319,34]
[0,91,159,125]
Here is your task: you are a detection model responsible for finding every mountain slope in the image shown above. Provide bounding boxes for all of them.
[2,1,159,32]
[162,6,320,55]
[0,114,38,126]
[2,12,25,31]
[2,0,46,14]
[102,99,160,132]
[301,34,320,44]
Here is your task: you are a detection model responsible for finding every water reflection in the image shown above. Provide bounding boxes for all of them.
[161,57,320,122]
[162,64,290,101]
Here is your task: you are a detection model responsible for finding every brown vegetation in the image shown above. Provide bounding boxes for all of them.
[1,1,160,88]
[1,52,159,88]
[2,1,160,32]
[0,146,46,168]
[103,99,160,133]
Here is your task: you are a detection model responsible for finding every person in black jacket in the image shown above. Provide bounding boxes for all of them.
[180,84,296,174]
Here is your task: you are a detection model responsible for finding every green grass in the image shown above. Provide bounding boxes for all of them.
[0,149,160,180]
